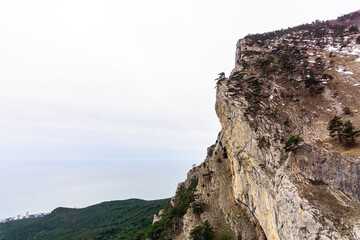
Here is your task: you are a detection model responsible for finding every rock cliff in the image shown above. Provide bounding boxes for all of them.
[156,10,360,240]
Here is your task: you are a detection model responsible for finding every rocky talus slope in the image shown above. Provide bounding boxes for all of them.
[156,10,360,240]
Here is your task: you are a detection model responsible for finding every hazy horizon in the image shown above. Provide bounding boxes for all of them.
[1,0,360,219]
[0,159,198,219]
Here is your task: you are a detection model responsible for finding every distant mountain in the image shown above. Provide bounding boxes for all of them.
[0,198,170,240]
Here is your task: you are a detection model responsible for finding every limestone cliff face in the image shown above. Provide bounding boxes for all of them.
[175,132,266,240]
[215,80,360,240]
[165,10,360,240]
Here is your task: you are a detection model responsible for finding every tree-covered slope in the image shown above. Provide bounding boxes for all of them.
[0,198,170,240]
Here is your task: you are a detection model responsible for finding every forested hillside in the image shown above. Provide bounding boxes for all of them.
[0,198,169,240]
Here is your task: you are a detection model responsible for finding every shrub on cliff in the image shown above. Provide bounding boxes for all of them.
[333,24,346,37]
[192,202,206,215]
[190,225,205,240]
[190,220,214,240]
[343,107,351,115]
[283,136,304,152]
[349,25,359,33]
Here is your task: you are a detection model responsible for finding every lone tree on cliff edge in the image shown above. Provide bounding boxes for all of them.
[214,72,226,88]
[215,72,225,82]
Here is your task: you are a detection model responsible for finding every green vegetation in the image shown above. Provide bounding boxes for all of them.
[191,225,206,240]
[190,220,214,240]
[283,136,304,152]
[279,53,296,73]
[237,75,265,115]
[284,119,290,126]
[349,25,359,33]
[136,178,198,240]
[190,221,235,240]
[309,86,324,96]
[327,116,360,145]
[0,198,170,240]
[342,120,360,145]
[0,181,200,240]
[238,12,359,101]
[328,115,344,141]
[218,234,232,240]
[192,202,206,215]
[257,136,270,149]
[244,18,351,44]
[202,171,214,178]
[332,24,346,37]
[322,73,333,81]
[303,69,324,96]
[343,107,351,115]
[255,56,276,75]
[300,108,308,114]
[337,12,360,22]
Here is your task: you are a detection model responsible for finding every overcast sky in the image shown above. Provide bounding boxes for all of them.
[1,1,360,162]
[1,0,360,218]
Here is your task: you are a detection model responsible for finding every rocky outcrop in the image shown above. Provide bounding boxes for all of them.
[177,132,266,240]
[164,10,360,240]
[216,80,360,239]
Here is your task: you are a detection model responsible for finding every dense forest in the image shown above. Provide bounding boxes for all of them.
[0,198,169,240]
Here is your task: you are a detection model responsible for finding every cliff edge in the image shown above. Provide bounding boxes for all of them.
[151,10,360,240]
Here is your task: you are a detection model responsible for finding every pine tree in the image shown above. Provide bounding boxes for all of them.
[283,136,304,152]
[327,116,360,145]
[327,115,343,141]
[341,120,360,145]
[190,221,214,240]
[203,221,214,240]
